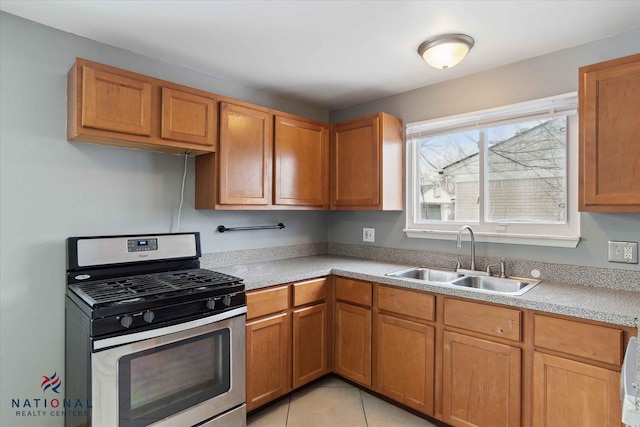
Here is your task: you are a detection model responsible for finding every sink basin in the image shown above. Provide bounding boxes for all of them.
[450,275,540,295]
[386,267,540,296]
[386,267,463,283]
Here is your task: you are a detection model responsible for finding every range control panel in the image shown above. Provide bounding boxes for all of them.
[127,238,158,252]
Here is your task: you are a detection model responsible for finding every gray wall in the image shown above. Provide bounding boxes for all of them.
[329,28,640,272]
[0,12,328,427]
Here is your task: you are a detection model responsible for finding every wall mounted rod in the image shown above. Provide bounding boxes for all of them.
[217,223,285,233]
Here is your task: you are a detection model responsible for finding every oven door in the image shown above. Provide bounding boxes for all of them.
[91,308,246,427]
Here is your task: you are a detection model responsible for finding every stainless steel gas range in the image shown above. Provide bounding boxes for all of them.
[65,232,246,427]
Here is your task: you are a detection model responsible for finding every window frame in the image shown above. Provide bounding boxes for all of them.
[404,93,580,248]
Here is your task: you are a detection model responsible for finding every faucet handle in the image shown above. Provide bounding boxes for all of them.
[487,260,507,277]
[455,260,461,271]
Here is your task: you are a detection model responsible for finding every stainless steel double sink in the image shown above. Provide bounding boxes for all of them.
[386,267,540,296]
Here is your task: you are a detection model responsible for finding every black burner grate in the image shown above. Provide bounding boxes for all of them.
[154,270,242,288]
[69,269,241,306]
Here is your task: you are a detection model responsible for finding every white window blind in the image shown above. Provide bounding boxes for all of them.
[406,93,577,139]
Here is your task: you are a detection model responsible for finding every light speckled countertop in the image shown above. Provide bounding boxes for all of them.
[205,253,640,407]
[209,254,640,327]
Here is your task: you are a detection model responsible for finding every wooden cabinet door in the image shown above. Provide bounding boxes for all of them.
[579,53,640,212]
[293,303,328,388]
[161,87,216,147]
[442,331,521,427]
[218,102,273,206]
[274,116,329,208]
[532,351,621,427]
[331,115,381,208]
[81,65,152,136]
[331,112,403,210]
[334,302,372,386]
[376,314,435,415]
[246,312,291,411]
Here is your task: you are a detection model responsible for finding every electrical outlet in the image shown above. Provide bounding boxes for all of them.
[363,227,375,242]
[608,241,638,264]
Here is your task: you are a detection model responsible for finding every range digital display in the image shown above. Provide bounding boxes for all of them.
[127,238,158,252]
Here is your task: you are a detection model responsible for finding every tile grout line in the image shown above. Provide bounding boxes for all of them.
[284,395,291,427]
[359,389,369,427]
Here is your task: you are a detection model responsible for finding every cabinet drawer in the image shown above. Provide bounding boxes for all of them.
[335,277,372,307]
[246,285,289,320]
[534,315,624,365]
[377,285,435,321]
[293,277,327,307]
[444,298,521,341]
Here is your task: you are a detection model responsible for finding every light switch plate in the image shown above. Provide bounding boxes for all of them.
[608,241,638,264]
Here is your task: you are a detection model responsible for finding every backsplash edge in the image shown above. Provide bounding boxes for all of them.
[201,242,639,292]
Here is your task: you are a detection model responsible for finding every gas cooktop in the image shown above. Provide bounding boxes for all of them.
[69,268,243,307]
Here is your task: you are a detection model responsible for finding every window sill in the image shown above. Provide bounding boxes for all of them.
[404,228,580,248]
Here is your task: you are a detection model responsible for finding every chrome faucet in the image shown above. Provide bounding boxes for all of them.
[456,225,476,271]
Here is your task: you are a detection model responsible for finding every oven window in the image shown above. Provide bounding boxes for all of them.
[118,328,230,427]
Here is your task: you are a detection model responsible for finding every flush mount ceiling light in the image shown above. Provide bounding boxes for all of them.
[417,34,475,69]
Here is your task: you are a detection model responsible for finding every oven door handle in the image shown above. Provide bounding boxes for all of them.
[93,306,247,351]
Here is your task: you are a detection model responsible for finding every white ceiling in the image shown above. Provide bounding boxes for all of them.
[2,1,640,110]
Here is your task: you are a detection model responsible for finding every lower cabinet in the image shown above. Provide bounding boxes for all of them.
[531,351,620,427]
[246,276,635,427]
[442,331,521,427]
[292,302,328,388]
[246,278,328,412]
[246,312,291,411]
[376,313,435,414]
[334,301,372,386]
[442,298,523,427]
[531,313,625,427]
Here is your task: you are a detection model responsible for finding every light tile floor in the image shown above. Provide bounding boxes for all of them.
[247,376,440,427]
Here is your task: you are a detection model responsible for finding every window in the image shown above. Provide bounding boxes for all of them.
[405,93,580,247]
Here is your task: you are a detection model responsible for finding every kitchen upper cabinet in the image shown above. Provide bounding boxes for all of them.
[67,58,217,155]
[334,278,372,387]
[579,53,640,212]
[217,102,273,207]
[274,116,329,208]
[331,112,403,210]
[375,286,436,415]
[80,65,152,136]
[195,103,330,210]
[161,87,217,146]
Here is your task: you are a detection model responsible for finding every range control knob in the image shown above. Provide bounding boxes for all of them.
[120,315,133,328]
[222,295,232,307]
[206,298,218,310]
[143,310,155,323]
